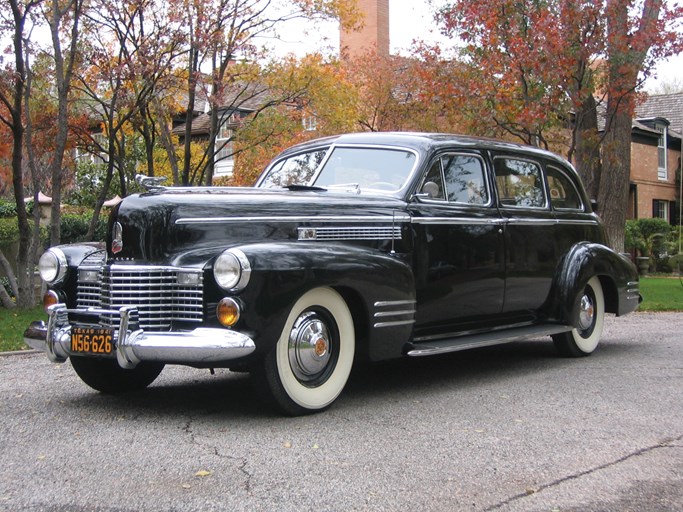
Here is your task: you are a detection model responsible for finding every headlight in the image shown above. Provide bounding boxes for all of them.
[214,249,251,291]
[38,248,67,284]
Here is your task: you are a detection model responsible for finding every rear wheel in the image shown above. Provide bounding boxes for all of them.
[553,276,605,357]
[254,287,355,416]
[70,356,164,393]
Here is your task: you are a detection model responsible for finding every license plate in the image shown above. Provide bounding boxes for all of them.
[71,327,114,355]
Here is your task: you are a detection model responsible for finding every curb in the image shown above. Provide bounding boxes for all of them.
[0,349,40,357]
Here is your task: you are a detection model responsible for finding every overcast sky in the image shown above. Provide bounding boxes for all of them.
[266,0,680,91]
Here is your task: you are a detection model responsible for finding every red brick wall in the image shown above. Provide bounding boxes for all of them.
[629,140,679,219]
[340,0,390,58]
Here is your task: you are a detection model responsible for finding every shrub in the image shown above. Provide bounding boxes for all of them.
[0,199,33,218]
[0,218,20,244]
[625,218,673,272]
[60,213,108,243]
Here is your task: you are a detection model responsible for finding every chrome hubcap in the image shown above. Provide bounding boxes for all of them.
[578,293,595,331]
[288,311,332,383]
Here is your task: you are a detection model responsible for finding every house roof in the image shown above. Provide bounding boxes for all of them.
[635,92,683,140]
[172,84,272,137]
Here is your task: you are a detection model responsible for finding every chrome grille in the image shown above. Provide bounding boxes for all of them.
[77,262,203,330]
[298,226,402,241]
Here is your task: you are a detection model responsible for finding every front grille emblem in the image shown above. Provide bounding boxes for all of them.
[111,222,123,254]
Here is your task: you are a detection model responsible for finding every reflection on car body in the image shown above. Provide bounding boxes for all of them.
[26,132,640,415]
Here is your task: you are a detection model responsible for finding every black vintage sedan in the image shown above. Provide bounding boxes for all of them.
[25,132,640,415]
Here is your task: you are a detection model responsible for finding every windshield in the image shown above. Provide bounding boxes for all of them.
[259,145,418,193]
[258,148,328,188]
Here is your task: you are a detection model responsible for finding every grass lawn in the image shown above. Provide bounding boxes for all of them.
[0,305,46,352]
[0,276,681,353]
[638,276,683,312]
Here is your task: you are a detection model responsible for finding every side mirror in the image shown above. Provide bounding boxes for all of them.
[422,181,440,199]
[590,199,599,212]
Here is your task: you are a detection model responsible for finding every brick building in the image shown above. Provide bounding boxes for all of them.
[340,0,389,58]
[630,93,683,225]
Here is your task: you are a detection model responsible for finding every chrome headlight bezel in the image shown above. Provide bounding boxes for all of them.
[214,248,251,292]
[38,248,68,285]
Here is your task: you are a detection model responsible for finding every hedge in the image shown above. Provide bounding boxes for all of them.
[0,214,107,245]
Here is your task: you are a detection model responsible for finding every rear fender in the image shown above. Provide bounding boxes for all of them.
[546,242,639,325]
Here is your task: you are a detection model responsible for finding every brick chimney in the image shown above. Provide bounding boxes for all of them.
[340,0,390,58]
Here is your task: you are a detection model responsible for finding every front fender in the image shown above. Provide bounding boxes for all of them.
[546,242,639,325]
[232,242,415,361]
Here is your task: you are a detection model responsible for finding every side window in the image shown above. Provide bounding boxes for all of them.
[420,159,446,200]
[546,165,583,211]
[442,154,488,204]
[494,157,546,208]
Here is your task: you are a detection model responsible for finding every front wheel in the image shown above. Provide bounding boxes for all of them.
[552,276,605,357]
[70,356,164,393]
[254,287,355,416]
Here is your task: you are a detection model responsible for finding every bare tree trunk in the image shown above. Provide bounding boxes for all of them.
[597,0,664,250]
[598,106,632,251]
[182,47,199,186]
[572,93,602,202]
[47,0,82,247]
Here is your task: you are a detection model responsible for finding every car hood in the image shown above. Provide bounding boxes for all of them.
[108,187,408,265]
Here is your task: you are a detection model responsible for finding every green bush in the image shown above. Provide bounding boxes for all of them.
[0,199,33,218]
[0,218,20,243]
[60,213,108,243]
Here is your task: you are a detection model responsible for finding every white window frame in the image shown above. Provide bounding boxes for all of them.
[654,199,669,222]
[656,124,667,180]
[302,115,317,132]
[215,123,234,163]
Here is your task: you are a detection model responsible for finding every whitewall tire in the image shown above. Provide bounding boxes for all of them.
[256,287,355,415]
[553,276,605,357]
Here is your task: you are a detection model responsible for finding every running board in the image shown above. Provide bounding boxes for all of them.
[405,324,572,357]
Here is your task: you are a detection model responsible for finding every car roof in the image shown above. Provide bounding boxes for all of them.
[274,132,573,168]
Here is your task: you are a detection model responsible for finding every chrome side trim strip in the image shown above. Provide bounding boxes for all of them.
[176,215,412,225]
[374,300,416,307]
[374,320,416,328]
[373,299,416,328]
[411,217,505,226]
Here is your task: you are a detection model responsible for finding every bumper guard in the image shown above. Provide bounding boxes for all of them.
[23,304,256,369]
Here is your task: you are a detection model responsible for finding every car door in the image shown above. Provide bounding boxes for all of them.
[409,151,506,338]
[491,153,559,318]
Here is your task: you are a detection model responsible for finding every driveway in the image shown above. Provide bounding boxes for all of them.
[1,312,682,511]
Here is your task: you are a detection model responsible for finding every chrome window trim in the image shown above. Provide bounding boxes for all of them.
[255,145,331,188]
[416,152,493,207]
[493,155,549,210]
[309,143,421,195]
[546,164,586,212]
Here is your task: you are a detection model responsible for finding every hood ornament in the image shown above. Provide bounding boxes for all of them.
[111,222,123,254]
[136,174,167,191]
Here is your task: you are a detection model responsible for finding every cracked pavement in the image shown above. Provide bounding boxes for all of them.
[1,312,682,511]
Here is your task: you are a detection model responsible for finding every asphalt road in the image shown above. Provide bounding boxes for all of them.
[1,312,682,512]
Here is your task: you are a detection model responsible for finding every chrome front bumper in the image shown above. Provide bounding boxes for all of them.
[24,304,256,369]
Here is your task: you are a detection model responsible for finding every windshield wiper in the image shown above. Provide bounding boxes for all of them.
[283,184,327,192]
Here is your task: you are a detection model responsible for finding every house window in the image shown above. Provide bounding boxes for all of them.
[215,123,233,163]
[302,115,317,132]
[75,133,108,164]
[656,124,667,180]
[653,199,669,222]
